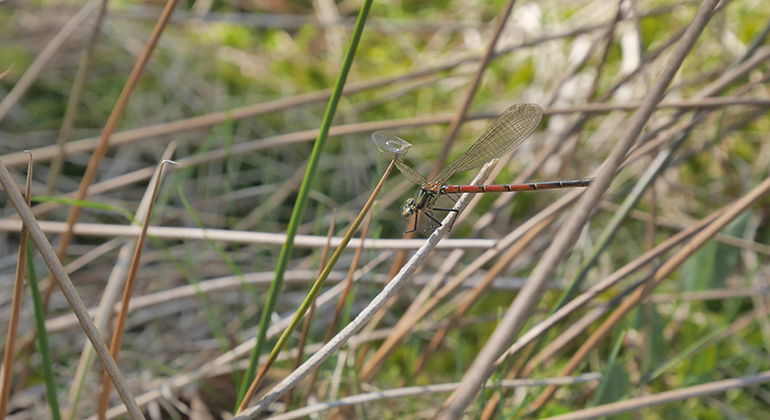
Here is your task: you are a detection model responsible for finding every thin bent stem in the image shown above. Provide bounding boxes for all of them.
[65,144,177,420]
[0,155,33,419]
[97,160,177,419]
[431,0,519,174]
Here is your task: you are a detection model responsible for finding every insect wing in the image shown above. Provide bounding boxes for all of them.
[394,157,427,186]
[371,131,412,156]
[433,103,543,184]
[371,131,427,186]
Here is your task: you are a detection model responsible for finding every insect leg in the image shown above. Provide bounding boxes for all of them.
[432,206,460,231]
[423,210,444,228]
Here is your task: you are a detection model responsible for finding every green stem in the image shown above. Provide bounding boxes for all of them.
[26,245,62,420]
[235,0,375,408]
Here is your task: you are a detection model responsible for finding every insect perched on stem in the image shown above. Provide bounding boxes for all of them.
[372,104,593,234]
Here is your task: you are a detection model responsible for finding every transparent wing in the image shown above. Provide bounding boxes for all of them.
[395,157,427,186]
[433,103,543,185]
[371,131,412,157]
[371,131,427,186]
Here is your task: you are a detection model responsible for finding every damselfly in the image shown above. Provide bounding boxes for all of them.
[372,103,592,233]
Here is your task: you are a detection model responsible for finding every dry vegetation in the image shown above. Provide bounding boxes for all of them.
[1,0,770,419]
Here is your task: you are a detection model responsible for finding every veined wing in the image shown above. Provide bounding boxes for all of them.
[395,157,427,186]
[433,103,543,185]
[371,131,427,186]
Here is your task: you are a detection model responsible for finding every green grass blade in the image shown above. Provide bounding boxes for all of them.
[26,245,62,420]
[31,196,134,223]
[235,0,375,409]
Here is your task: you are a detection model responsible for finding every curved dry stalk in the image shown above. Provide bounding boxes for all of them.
[234,162,495,419]
[527,174,770,412]
[542,370,770,420]
[0,153,32,418]
[438,1,720,416]
[97,160,178,419]
[0,163,144,418]
[65,144,178,420]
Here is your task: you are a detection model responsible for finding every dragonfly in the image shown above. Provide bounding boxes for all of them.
[372,103,592,233]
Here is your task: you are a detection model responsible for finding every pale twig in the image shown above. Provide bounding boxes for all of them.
[0,219,496,250]
[272,373,602,420]
[235,162,496,419]
[542,371,770,420]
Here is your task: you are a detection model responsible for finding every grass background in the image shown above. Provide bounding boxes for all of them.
[1,0,770,418]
